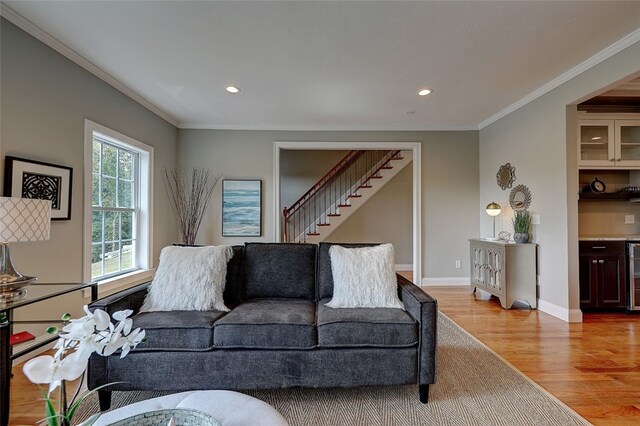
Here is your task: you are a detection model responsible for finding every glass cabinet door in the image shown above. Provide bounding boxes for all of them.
[616,120,640,166]
[578,120,614,166]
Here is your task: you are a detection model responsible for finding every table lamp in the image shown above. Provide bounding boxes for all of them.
[485,202,502,238]
[0,197,51,291]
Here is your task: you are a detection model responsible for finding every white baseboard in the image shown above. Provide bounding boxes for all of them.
[538,300,583,323]
[421,277,470,286]
[395,264,413,271]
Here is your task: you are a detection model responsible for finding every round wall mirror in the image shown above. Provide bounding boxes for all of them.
[509,184,532,210]
[496,163,516,190]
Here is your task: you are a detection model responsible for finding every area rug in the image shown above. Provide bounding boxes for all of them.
[73,313,589,425]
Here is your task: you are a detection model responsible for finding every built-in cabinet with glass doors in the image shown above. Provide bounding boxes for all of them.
[578,114,640,168]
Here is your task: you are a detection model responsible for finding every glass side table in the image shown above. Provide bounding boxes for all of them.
[0,282,97,426]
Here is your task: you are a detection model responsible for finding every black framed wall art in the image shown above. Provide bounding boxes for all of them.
[4,156,73,220]
[222,179,262,237]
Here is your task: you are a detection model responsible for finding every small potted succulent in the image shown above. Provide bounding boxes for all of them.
[512,210,532,244]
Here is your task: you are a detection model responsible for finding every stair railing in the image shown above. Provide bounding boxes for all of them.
[282,149,402,242]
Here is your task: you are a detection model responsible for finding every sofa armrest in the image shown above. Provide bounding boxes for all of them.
[89,282,151,315]
[397,274,437,385]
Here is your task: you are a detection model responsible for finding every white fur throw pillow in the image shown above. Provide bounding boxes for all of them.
[326,244,404,309]
[141,245,234,312]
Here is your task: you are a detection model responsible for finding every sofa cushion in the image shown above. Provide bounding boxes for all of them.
[214,299,316,349]
[243,243,317,300]
[317,299,417,348]
[317,242,379,299]
[132,311,226,351]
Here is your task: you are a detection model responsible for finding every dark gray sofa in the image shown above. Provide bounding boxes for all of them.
[88,242,438,409]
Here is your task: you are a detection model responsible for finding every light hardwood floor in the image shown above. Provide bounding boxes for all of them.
[9,284,640,425]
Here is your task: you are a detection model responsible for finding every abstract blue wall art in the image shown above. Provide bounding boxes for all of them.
[222,179,262,237]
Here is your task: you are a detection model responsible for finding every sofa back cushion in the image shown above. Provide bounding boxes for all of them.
[243,243,317,299]
[317,242,380,299]
[223,245,245,307]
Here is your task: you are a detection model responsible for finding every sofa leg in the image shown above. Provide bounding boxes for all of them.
[419,384,429,404]
[98,390,112,411]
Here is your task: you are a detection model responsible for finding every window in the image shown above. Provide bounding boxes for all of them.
[84,120,153,284]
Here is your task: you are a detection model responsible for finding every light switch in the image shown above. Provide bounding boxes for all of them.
[531,214,540,225]
[625,215,635,224]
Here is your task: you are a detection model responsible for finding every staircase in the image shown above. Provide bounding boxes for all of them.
[282,149,413,243]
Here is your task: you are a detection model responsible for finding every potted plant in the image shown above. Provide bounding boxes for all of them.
[512,210,531,244]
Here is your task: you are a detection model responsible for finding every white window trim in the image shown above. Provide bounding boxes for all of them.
[83,119,154,289]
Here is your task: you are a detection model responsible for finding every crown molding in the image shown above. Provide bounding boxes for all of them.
[178,123,478,131]
[0,3,179,127]
[479,27,640,130]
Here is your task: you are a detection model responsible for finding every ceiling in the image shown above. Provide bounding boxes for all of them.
[3,1,640,130]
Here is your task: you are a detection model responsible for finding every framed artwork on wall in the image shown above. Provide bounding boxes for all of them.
[222,179,262,237]
[3,156,73,220]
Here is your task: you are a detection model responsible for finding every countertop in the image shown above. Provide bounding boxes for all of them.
[579,235,640,241]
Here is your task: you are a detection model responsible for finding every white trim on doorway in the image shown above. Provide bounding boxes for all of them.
[273,141,422,283]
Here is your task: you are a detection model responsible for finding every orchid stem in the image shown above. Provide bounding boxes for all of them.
[60,380,69,426]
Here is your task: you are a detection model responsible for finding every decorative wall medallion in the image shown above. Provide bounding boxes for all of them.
[496,163,516,190]
[509,184,532,211]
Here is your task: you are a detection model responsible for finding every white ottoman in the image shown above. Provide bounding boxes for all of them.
[87,390,288,426]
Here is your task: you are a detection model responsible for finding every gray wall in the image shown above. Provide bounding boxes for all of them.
[280,149,413,264]
[178,129,479,280]
[479,40,640,320]
[1,20,178,324]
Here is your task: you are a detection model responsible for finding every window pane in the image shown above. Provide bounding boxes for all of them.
[92,141,101,175]
[102,144,117,177]
[92,174,100,206]
[121,240,134,270]
[92,211,103,243]
[118,179,133,208]
[104,241,120,276]
[91,243,103,279]
[119,150,133,180]
[102,177,117,207]
[104,211,119,243]
[121,211,134,241]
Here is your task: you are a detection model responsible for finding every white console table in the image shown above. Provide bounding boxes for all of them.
[469,239,538,309]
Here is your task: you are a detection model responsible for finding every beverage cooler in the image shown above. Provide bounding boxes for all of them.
[627,243,640,311]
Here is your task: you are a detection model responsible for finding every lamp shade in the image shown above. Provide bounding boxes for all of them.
[485,202,502,217]
[0,197,51,243]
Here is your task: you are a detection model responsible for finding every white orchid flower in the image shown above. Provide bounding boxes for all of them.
[113,309,134,335]
[23,352,87,394]
[61,306,110,342]
[119,328,146,358]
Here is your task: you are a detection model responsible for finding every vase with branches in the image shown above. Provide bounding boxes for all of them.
[162,167,222,245]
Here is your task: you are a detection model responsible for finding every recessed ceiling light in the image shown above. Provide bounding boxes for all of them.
[226,85,240,94]
[591,136,602,140]
[417,88,432,96]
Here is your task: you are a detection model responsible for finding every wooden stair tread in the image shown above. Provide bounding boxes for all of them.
[327,213,341,217]
[337,204,351,207]
[348,194,362,198]
[307,232,320,236]
[317,223,330,226]
[359,185,373,189]
[380,166,393,170]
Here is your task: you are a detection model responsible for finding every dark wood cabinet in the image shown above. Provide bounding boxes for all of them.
[579,241,626,309]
